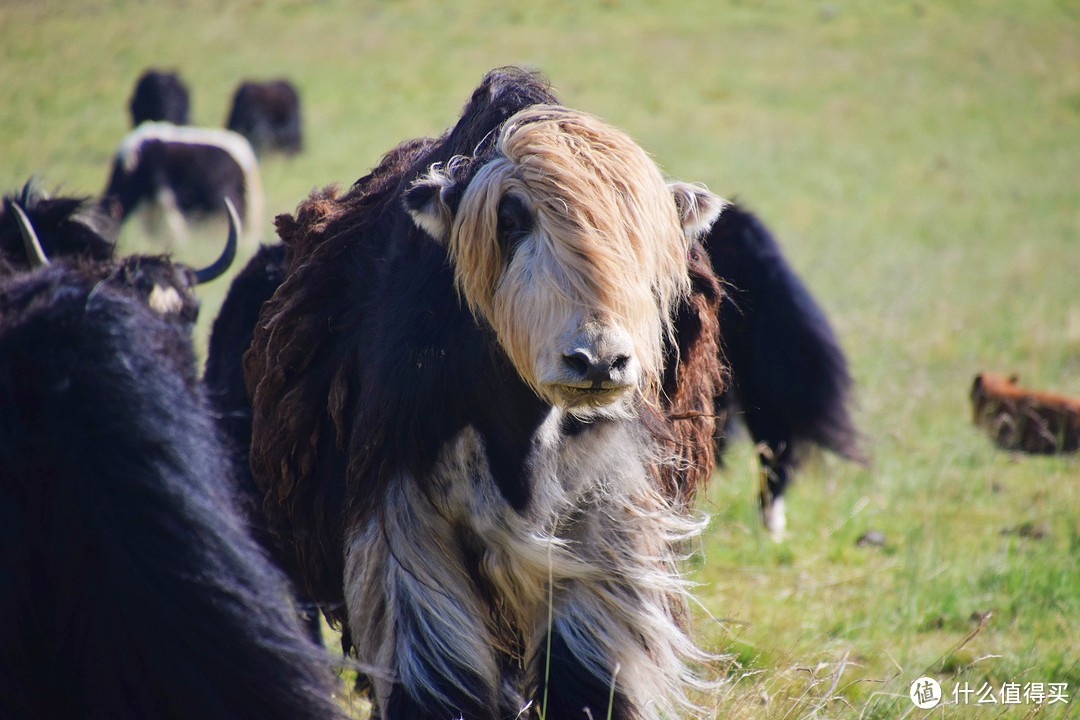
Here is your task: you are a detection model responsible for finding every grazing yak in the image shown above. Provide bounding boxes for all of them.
[243,67,726,720]
[971,372,1080,454]
[104,122,263,248]
[129,68,191,126]
[226,79,303,155]
[2,185,238,339]
[0,264,346,719]
[705,203,862,536]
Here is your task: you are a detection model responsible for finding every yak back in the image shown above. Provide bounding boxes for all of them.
[0,265,342,720]
[244,67,560,620]
[707,203,861,464]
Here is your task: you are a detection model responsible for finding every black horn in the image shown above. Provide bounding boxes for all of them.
[11,202,50,268]
[193,197,240,284]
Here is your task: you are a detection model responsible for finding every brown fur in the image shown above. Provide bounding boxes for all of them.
[649,240,726,503]
[971,372,1080,454]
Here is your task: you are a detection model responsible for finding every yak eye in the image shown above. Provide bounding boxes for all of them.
[496,194,533,251]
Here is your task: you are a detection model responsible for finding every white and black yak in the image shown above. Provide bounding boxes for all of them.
[104,122,263,248]
[0,262,346,719]
[243,67,728,720]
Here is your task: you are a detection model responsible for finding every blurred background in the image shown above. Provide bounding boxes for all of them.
[3,1,1078,716]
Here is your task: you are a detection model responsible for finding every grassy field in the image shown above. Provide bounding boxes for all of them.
[3,0,1079,717]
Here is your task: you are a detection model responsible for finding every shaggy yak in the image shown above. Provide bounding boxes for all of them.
[0,182,119,274]
[704,203,862,535]
[202,241,328,643]
[0,263,345,719]
[243,67,727,720]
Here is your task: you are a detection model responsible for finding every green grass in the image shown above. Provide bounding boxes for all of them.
[4,1,1080,717]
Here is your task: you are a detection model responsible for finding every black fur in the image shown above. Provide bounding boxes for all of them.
[130,69,191,126]
[0,182,117,275]
[706,203,862,514]
[534,631,633,720]
[0,265,343,720]
[202,242,325,642]
[226,79,303,155]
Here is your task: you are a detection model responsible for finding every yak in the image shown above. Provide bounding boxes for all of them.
[2,185,238,341]
[202,241,327,642]
[0,262,346,719]
[971,371,1080,454]
[104,122,263,249]
[704,203,863,536]
[226,79,303,155]
[243,67,727,720]
[0,182,118,274]
[129,68,191,126]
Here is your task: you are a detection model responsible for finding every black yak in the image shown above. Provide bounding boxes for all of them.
[3,185,238,340]
[202,241,326,642]
[129,68,190,126]
[226,79,303,155]
[243,67,727,720]
[0,263,346,720]
[0,182,117,274]
[705,203,862,536]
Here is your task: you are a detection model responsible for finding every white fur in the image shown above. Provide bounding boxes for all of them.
[345,416,714,719]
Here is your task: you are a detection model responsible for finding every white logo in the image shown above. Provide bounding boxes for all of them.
[911,677,942,709]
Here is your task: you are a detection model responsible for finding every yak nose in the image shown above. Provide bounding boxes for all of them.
[563,348,631,386]
[565,347,630,386]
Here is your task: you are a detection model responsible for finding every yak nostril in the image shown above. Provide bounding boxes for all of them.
[610,355,630,373]
[563,351,591,378]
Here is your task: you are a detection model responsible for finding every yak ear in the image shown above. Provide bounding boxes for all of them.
[404,163,465,243]
[668,181,728,241]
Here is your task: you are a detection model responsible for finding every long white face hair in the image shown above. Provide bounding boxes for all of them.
[408,105,725,410]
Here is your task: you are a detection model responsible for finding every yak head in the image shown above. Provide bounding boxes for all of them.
[406,105,725,416]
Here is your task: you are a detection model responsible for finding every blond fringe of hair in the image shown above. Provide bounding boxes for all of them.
[446,106,691,402]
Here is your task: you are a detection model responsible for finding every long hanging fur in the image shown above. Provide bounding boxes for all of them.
[0,265,344,720]
[245,67,726,719]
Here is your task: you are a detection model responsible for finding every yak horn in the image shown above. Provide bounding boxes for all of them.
[12,202,50,268]
[193,197,240,284]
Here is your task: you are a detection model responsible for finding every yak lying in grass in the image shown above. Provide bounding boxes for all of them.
[971,371,1080,454]
[0,262,345,720]
[243,66,727,720]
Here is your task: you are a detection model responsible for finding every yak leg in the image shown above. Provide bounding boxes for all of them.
[757,442,791,539]
[529,573,699,720]
[344,490,522,720]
